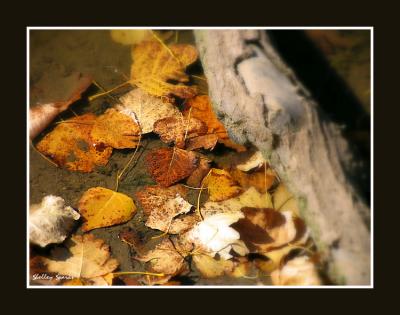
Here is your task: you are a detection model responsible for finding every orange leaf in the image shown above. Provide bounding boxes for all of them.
[183,95,246,152]
[230,165,276,194]
[145,147,199,187]
[36,114,112,172]
[202,168,242,202]
[90,108,140,149]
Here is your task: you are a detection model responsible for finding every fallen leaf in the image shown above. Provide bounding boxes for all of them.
[169,213,200,235]
[202,168,242,202]
[201,187,273,218]
[90,108,140,149]
[192,254,234,278]
[130,40,198,98]
[236,151,265,172]
[228,257,254,278]
[30,195,80,247]
[271,256,321,285]
[230,166,276,194]
[117,88,181,134]
[186,134,218,151]
[183,95,246,152]
[36,114,113,172]
[187,212,245,260]
[153,116,208,148]
[63,278,84,286]
[145,147,199,187]
[110,29,152,45]
[272,184,300,216]
[78,187,137,232]
[135,238,188,276]
[43,234,119,279]
[186,156,211,187]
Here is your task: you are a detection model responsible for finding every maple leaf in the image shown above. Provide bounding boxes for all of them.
[202,168,242,202]
[30,195,80,247]
[117,88,181,134]
[271,256,321,285]
[183,95,246,152]
[130,40,198,98]
[90,108,140,149]
[78,187,137,232]
[230,165,276,194]
[153,116,208,148]
[145,147,199,187]
[36,113,113,172]
[42,234,119,279]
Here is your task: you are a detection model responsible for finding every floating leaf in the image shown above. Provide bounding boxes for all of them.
[202,168,242,202]
[42,234,118,279]
[183,95,246,152]
[117,88,181,134]
[36,114,113,172]
[130,40,198,98]
[29,195,80,247]
[90,108,140,149]
[153,116,207,148]
[78,187,137,232]
[271,256,321,285]
[145,147,199,187]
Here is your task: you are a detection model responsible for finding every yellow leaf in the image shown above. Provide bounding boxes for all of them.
[272,184,300,216]
[78,187,137,231]
[90,108,140,149]
[130,40,198,98]
[192,254,234,278]
[202,168,242,202]
[43,234,118,279]
[111,29,152,45]
[230,165,276,194]
[36,114,113,172]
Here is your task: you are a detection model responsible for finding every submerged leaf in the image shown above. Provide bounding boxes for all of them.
[36,114,113,172]
[78,187,137,231]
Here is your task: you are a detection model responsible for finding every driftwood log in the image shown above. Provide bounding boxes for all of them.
[194,30,370,285]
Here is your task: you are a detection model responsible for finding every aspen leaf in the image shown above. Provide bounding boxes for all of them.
[230,166,276,194]
[153,116,208,148]
[192,254,234,278]
[90,108,140,149]
[145,147,199,187]
[130,40,198,98]
[78,187,137,232]
[43,234,119,279]
[202,168,242,202]
[117,88,181,134]
[271,256,321,285]
[30,195,80,247]
[183,95,246,152]
[36,114,113,172]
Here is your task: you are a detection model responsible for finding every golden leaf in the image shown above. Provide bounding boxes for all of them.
[230,165,276,194]
[90,108,140,149]
[43,234,118,279]
[36,114,113,172]
[145,147,199,187]
[78,187,137,232]
[130,40,198,98]
[272,183,300,216]
[192,254,234,278]
[110,29,152,45]
[202,168,242,202]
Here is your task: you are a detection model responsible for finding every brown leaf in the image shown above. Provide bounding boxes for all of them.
[130,40,198,98]
[145,147,199,187]
[36,114,113,172]
[186,156,211,187]
[186,134,218,151]
[90,108,141,149]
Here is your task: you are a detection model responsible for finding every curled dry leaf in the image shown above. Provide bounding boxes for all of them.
[110,29,152,45]
[78,187,137,232]
[271,256,321,285]
[187,212,245,260]
[135,238,188,277]
[202,168,242,202]
[36,114,113,172]
[135,185,193,233]
[90,108,140,149]
[192,254,234,278]
[236,151,265,172]
[186,156,211,187]
[145,147,199,187]
[30,195,80,247]
[117,88,181,134]
[42,234,119,279]
[183,95,246,152]
[130,40,198,98]
[153,116,208,148]
[231,207,297,253]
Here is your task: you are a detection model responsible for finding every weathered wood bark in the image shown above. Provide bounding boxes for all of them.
[194,30,370,285]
